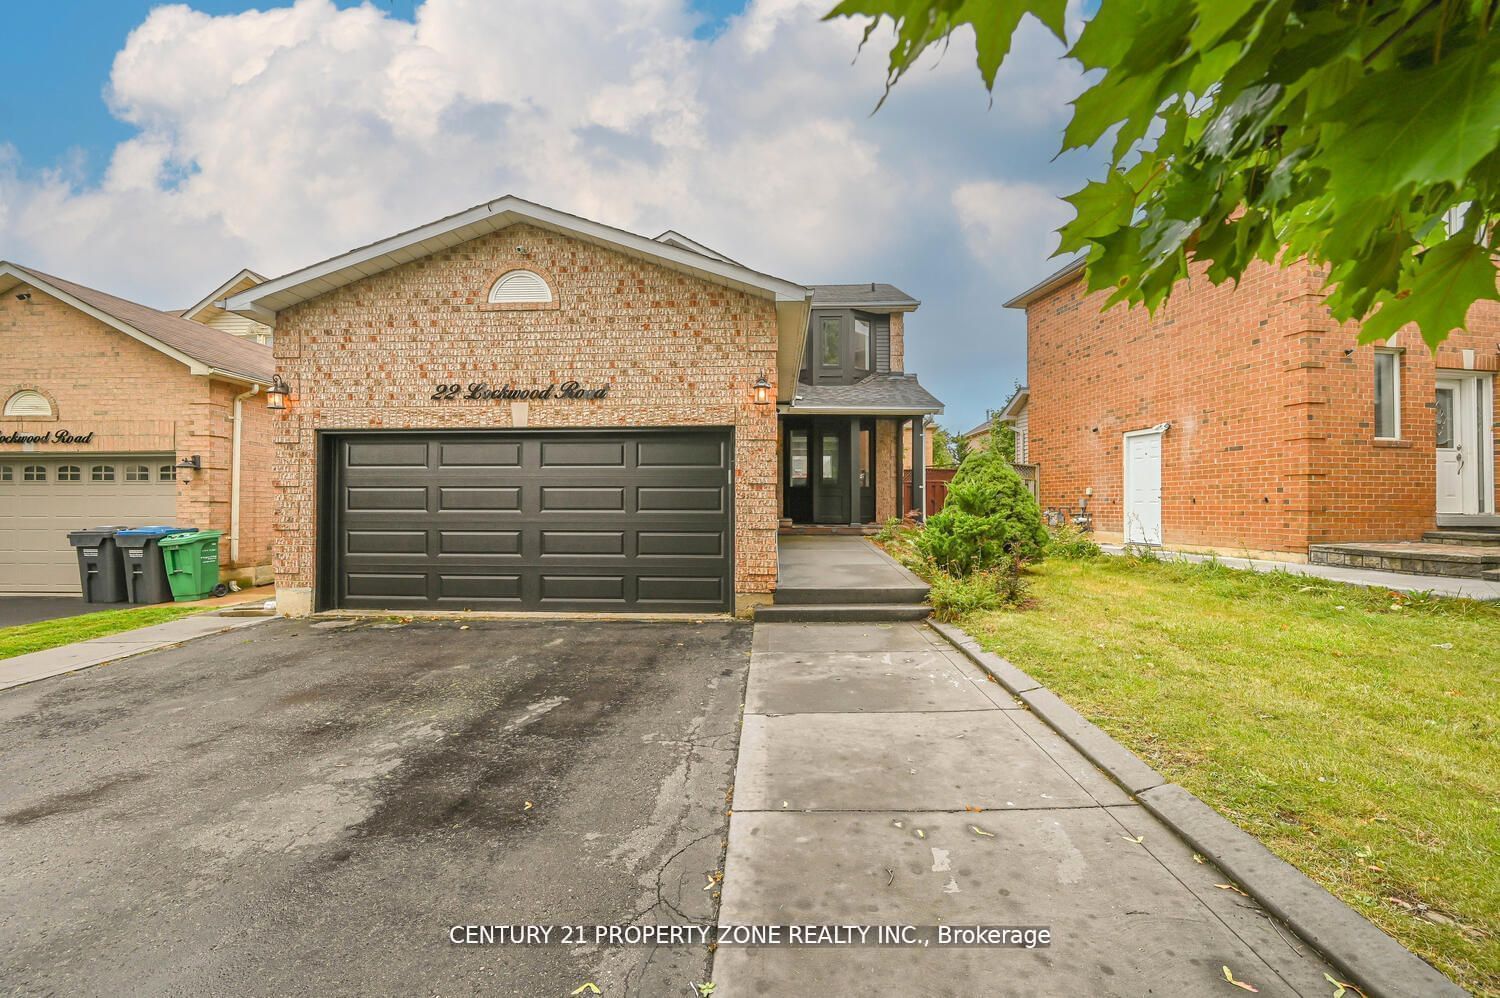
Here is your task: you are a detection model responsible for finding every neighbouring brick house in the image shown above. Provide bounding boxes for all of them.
[223,196,942,617]
[1007,257,1500,566]
[0,263,276,594]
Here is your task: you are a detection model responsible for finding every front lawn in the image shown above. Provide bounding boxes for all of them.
[957,556,1498,994]
[0,604,206,660]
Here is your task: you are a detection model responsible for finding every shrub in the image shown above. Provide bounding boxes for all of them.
[874,517,905,544]
[927,563,1030,621]
[1045,523,1102,560]
[914,449,1047,575]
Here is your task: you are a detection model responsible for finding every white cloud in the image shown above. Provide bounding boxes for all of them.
[0,0,1089,425]
[952,178,1073,286]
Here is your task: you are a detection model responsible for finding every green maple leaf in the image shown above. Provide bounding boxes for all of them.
[1359,235,1500,348]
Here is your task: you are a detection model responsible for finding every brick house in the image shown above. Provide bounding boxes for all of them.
[0,263,276,594]
[223,196,942,617]
[1006,257,1500,565]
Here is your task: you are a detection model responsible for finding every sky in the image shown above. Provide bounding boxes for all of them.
[0,0,1096,432]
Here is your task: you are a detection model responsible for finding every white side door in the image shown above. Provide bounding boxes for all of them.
[1123,429,1163,546]
[1436,374,1493,516]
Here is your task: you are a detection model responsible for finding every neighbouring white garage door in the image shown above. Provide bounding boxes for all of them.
[0,455,178,594]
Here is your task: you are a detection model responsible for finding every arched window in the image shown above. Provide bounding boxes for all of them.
[487,269,553,305]
[58,465,81,482]
[4,390,52,417]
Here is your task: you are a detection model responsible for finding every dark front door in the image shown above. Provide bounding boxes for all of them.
[325,429,732,613]
[812,425,849,524]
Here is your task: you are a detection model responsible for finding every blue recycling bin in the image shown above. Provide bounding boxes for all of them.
[115,527,197,604]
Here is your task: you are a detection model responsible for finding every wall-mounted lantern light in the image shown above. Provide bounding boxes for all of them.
[752,372,772,406]
[266,374,292,411]
[174,454,202,483]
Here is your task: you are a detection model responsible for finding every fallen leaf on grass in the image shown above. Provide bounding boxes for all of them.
[1222,966,1259,992]
[1431,642,1453,650]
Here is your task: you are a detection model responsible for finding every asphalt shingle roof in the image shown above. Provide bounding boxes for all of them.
[809,283,918,308]
[7,264,274,383]
[788,373,943,414]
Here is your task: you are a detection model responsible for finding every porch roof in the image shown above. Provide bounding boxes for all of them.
[782,373,944,416]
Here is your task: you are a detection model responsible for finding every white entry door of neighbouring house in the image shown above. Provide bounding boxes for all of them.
[1123,428,1163,545]
[1436,373,1494,516]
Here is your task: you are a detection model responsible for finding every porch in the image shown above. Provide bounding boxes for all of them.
[756,535,930,622]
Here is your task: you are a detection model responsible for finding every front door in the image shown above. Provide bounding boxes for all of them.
[1436,374,1493,516]
[812,426,848,524]
[1123,429,1163,545]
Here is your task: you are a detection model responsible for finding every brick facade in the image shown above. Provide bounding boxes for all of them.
[270,223,781,614]
[1024,258,1500,556]
[0,288,275,576]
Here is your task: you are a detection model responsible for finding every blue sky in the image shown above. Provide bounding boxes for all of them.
[0,0,1089,432]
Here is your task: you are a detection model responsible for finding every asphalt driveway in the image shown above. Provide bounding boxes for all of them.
[0,596,94,628]
[0,616,750,996]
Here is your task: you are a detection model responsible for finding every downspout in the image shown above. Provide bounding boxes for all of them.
[230,384,261,565]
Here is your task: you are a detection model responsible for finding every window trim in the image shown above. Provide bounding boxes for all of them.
[1374,348,1402,440]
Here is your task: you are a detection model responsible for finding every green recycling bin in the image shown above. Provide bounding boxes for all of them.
[158,529,227,601]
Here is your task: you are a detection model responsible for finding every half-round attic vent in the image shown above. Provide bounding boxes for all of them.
[4,390,52,417]
[488,269,553,305]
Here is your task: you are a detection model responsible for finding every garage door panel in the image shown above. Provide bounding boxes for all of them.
[540,486,625,512]
[438,486,520,511]
[540,440,625,467]
[438,574,522,600]
[637,438,724,467]
[438,530,522,555]
[540,531,625,556]
[637,576,723,604]
[540,574,626,603]
[346,486,428,512]
[346,441,429,467]
[439,441,520,467]
[331,431,732,612]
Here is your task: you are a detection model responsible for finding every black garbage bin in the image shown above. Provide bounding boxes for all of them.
[66,526,129,604]
[116,527,197,604]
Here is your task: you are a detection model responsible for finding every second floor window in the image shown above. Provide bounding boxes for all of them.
[853,317,870,371]
[819,316,841,368]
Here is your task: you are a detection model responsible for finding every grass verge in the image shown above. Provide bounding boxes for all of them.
[958,555,1498,994]
[0,605,207,661]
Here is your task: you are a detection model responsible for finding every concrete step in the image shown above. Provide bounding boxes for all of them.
[1422,529,1500,546]
[754,603,931,623]
[1309,542,1500,579]
[774,585,930,606]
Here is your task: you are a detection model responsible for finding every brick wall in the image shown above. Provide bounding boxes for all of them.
[0,288,275,572]
[1026,258,1500,555]
[875,418,898,522]
[270,223,781,610]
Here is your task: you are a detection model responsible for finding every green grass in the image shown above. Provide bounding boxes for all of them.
[958,556,1499,995]
[0,604,207,660]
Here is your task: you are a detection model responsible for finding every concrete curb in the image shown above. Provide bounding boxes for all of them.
[926,618,1468,998]
[0,615,270,693]
[1138,785,1465,998]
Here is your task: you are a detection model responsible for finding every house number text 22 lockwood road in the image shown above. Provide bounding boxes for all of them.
[431,381,609,401]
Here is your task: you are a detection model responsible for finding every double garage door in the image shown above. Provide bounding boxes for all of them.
[0,455,177,594]
[329,429,733,613]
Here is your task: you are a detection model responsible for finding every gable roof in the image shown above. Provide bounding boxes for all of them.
[652,230,742,266]
[810,283,919,311]
[225,194,814,402]
[182,268,267,323]
[0,262,274,384]
[1003,258,1085,309]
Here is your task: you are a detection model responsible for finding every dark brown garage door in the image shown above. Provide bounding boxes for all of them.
[327,430,733,613]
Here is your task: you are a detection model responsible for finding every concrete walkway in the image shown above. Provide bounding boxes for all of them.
[776,534,928,594]
[0,613,269,692]
[1103,544,1500,600]
[714,621,1340,996]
